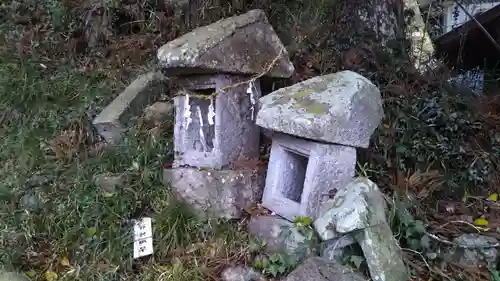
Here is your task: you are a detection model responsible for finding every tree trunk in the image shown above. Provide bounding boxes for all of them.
[331,0,406,72]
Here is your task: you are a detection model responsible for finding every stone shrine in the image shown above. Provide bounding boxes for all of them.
[255,70,384,221]
[161,9,294,219]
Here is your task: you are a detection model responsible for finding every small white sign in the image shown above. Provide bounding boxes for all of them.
[132,217,153,259]
[133,217,152,240]
[133,237,154,258]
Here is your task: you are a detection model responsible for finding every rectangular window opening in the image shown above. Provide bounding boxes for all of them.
[187,88,216,152]
[282,149,309,203]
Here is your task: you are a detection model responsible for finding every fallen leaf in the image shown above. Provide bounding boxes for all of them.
[60,256,70,267]
[85,227,97,237]
[156,265,171,271]
[474,218,489,226]
[25,270,36,278]
[488,193,499,201]
[102,192,116,198]
[44,270,58,281]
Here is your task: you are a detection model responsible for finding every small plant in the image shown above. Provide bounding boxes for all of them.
[252,253,295,277]
[392,194,436,257]
[250,216,320,277]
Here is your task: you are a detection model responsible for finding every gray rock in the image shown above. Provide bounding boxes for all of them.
[247,215,318,262]
[162,167,264,219]
[157,9,294,78]
[143,101,173,123]
[221,265,266,281]
[320,235,356,261]
[94,173,126,196]
[256,71,383,148]
[314,177,387,241]
[355,223,409,281]
[25,174,52,187]
[0,270,29,281]
[19,193,44,213]
[93,71,166,144]
[283,257,366,281]
[446,234,499,267]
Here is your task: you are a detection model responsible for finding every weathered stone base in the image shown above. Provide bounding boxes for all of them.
[162,167,265,219]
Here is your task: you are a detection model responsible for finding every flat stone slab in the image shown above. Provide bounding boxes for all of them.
[355,223,409,281]
[157,9,294,78]
[93,71,166,144]
[283,257,366,281]
[162,168,264,219]
[256,70,384,148]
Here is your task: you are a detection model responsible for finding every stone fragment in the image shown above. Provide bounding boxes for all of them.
[157,9,294,78]
[173,75,261,169]
[262,133,356,221]
[313,177,409,281]
[320,235,356,261]
[162,168,264,219]
[25,174,52,187]
[0,271,29,281]
[313,177,387,240]
[256,71,383,148]
[247,215,318,262]
[314,178,408,281]
[283,257,366,281]
[143,101,173,123]
[445,234,499,267]
[94,173,126,197]
[221,265,266,281]
[355,223,409,281]
[19,193,44,213]
[93,71,167,144]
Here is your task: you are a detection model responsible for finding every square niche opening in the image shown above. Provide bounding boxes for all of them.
[281,148,309,203]
[185,88,216,153]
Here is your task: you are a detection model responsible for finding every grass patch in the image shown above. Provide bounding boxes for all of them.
[0,52,249,280]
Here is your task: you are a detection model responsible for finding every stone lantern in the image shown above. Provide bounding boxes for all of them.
[255,70,384,221]
[160,9,294,219]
